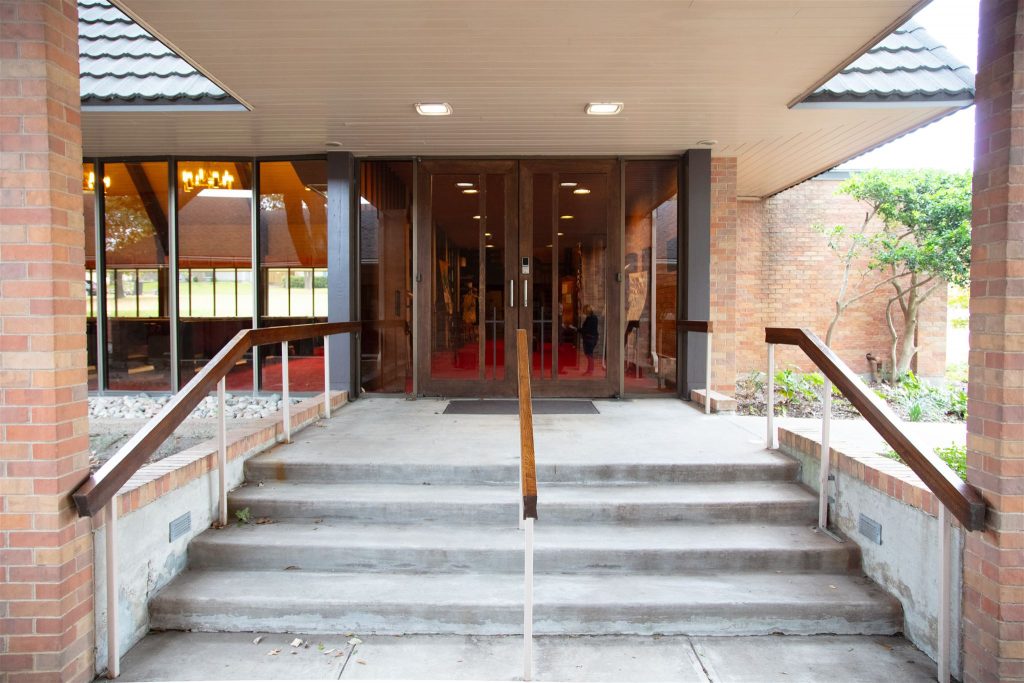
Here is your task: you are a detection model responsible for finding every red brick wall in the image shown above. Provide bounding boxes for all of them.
[710,157,738,392]
[728,174,947,382]
[962,1,1024,680]
[0,1,94,681]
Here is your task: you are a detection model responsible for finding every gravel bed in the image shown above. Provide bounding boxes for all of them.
[89,393,301,421]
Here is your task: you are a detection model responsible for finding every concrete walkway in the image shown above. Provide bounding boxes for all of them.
[113,631,937,682]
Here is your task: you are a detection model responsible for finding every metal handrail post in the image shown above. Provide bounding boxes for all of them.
[281,341,291,443]
[323,334,332,419]
[523,516,534,681]
[819,379,832,530]
[766,344,776,448]
[217,377,227,526]
[105,502,119,678]
[938,505,951,683]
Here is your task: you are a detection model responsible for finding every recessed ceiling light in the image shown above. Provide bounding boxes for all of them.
[457,182,474,188]
[560,215,574,220]
[546,244,553,248]
[484,232,492,237]
[573,188,591,195]
[697,139,718,146]
[560,182,578,188]
[416,102,452,116]
[585,102,623,116]
[325,141,344,148]
[558,232,565,236]
[462,188,479,194]
[474,216,482,220]
[485,244,495,249]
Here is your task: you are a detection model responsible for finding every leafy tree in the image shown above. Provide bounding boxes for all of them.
[835,169,971,379]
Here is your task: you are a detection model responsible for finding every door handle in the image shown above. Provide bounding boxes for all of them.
[523,279,528,308]
[509,279,515,308]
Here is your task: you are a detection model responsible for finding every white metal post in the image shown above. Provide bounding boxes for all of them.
[105,502,120,679]
[819,379,832,530]
[281,341,291,444]
[705,332,713,414]
[323,335,332,419]
[217,377,227,526]
[938,504,951,683]
[523,516,535,682]
[766,344,775,449]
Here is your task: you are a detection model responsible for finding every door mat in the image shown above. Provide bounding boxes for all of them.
[443,400,599,415]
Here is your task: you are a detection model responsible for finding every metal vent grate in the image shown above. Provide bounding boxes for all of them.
[169,512,191,542]
[858,513,882,545]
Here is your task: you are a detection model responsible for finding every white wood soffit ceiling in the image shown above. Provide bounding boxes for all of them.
[89,0,944,198]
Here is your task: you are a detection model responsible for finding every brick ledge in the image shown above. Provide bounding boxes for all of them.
[778,425,945,520]
[109,391,348,517]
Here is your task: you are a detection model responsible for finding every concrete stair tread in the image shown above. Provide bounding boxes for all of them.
[229,480,816,506]
[151,569,900,636]
[192,521,847,554]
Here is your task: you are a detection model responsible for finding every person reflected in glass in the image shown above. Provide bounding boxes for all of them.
[581,304,599,376]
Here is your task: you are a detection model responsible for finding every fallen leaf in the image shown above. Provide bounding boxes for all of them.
[314,518,324,524]
[829,585,838,590]
[253,636,263,645]
[290,638,304,648]
[323,648,336,655]
[284,565,300,570]
[348,637,363,645]
[291,651,298,655]
[356,659,367,665]
[255,517,275,525]
[267,649,281,656]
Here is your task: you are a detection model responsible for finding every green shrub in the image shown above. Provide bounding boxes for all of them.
[879,442,966,481]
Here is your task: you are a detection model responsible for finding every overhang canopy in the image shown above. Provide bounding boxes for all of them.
[81,1,973,198]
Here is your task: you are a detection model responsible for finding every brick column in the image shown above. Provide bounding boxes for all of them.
[0,1,94,682]
[963,1,1024,681]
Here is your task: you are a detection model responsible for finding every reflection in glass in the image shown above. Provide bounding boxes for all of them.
[430,174,488,380]
[177,160,254,390]
[360,161,414,393]
[624,160,678,394]
[258,160,328,391]
[483,174,506,381]
[103,162,171,391]
[84,163,98,390]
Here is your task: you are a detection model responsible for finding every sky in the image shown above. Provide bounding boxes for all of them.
[837,0,979,171]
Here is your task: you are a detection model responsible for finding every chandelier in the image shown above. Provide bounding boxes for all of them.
[181,167,235,193]
[83,170,110,192]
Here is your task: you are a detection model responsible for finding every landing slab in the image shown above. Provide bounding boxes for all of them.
[109,633,937,682]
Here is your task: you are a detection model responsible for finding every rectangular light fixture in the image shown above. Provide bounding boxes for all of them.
[416,102,452,116]
[197,189,252,199]
[585,102,623,115]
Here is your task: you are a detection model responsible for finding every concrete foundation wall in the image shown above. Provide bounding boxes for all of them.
[780,441,964,677]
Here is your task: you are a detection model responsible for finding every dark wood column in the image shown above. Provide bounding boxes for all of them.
[327,152,359,397]
[678,149,712,397]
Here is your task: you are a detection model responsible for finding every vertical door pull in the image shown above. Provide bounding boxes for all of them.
[509,279,515,308]
[523,279,528,308]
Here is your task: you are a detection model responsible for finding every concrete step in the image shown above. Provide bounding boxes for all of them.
[189,522,858,574]
[244,450,799,485]
[226,481,818,525]
[150,569,902,636]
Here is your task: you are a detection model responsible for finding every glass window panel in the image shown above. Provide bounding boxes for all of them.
[258,160,327,391]
[178,160,253,390]
[483,174,506,381]
[624,160,678,394]
[532,173,555,380]
[360,161,413,393]
[103,161,171,391]
[84,163,99,390]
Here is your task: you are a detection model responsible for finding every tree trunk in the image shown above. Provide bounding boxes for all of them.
[895,297,921,376]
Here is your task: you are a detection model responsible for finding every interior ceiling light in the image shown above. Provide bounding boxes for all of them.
[560,215,574,220]
[558,232,565,236]
[457,182,475,188]
[474,215,482,220]
[573,188,591,195]
[325,141,344,149]
[697,139,717,146]
[462,188,479,194]
[416,102,452,116]
[181,167,235,193]
[585,102,623,116]
[83,170,110,192]
[198,188,251,199]
[559,182,578,188]
[484,232,492,237]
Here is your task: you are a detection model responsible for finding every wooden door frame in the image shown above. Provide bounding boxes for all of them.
[415,160,518,397]
[518,159,622,398]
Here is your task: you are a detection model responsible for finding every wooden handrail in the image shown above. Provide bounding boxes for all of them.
[72,321,361,517]
[678,320,713,334]
[765,327,985,531]
[516,329,538,519]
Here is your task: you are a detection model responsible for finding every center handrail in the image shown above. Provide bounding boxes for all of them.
[765,326,985,531]
[72,321,361,518]
[515,328,537,682]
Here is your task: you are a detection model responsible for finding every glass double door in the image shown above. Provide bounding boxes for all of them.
[417,160,621,397]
